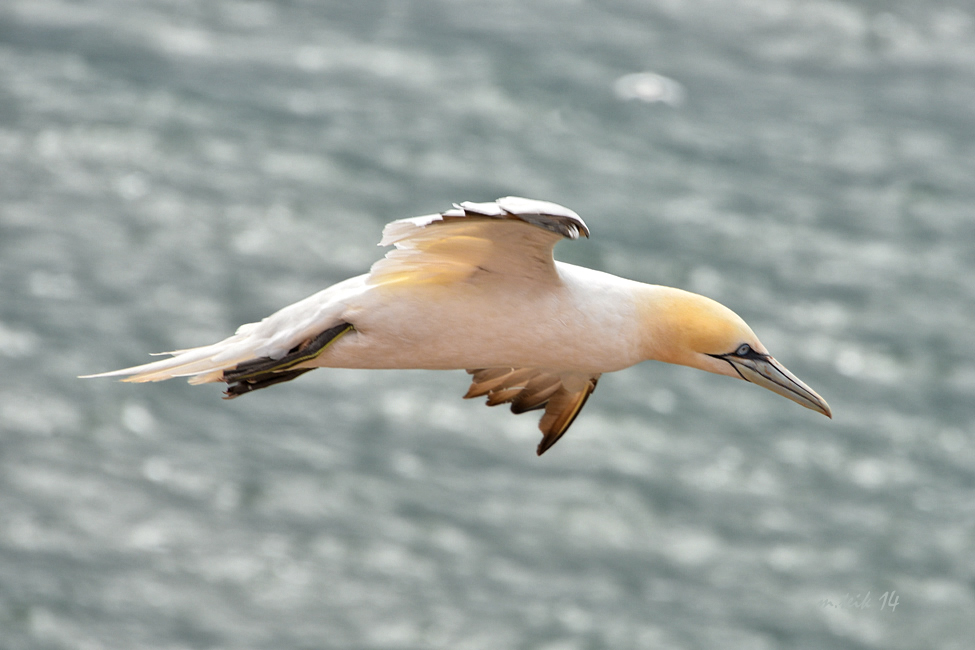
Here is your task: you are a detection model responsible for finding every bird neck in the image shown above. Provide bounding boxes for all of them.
[635,285,745,369]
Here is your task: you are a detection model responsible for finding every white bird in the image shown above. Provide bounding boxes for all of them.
[84,197,831,455]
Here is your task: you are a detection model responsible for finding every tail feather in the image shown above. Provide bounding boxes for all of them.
[82,322,355,403]
[79,342,253,384]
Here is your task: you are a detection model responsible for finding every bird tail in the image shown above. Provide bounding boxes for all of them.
[80,323,354,397]
[79,339,258,385]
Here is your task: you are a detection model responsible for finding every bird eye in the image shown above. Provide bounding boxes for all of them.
[736,344,751,357]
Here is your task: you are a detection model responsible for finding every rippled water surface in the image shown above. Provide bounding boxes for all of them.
[2,1,975,648]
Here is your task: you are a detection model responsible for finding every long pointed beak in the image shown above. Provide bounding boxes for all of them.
[726,355,832,418]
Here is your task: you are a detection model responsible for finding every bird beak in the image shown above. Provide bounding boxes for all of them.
[725,354,832,418]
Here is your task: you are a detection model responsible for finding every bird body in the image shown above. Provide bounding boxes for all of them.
[323,263,646,373]
[85,197,830,454]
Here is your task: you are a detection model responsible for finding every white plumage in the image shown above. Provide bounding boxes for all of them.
[85,197,830,455]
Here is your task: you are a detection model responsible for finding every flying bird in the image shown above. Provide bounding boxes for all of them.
[84,197,831,455]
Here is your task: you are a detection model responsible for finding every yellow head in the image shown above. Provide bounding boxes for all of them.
[641,287,831,417]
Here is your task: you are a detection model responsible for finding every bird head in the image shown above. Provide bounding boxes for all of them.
[642,287,831,418]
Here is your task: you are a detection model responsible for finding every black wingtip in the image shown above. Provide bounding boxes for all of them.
[223,367,315,398]
[536,429,566,456]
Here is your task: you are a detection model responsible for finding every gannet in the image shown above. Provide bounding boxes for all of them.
[84,197,831,455]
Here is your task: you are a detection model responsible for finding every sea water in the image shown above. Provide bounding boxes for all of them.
[2,1,974,648]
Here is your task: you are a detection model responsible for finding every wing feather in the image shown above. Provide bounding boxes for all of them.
[464,367,540,398]
[536,384,597,455]
[464,367,600,455]
[510,374,562,413]
[370,197,589,286]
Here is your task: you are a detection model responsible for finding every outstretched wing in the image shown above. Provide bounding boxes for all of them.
[370,196,589,286]
[464,367,600,455]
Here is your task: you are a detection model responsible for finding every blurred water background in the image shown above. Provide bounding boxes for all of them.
[2,1,975,648]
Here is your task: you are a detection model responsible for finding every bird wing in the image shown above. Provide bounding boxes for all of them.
[369,196,589,286]
[464,367,600,455]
